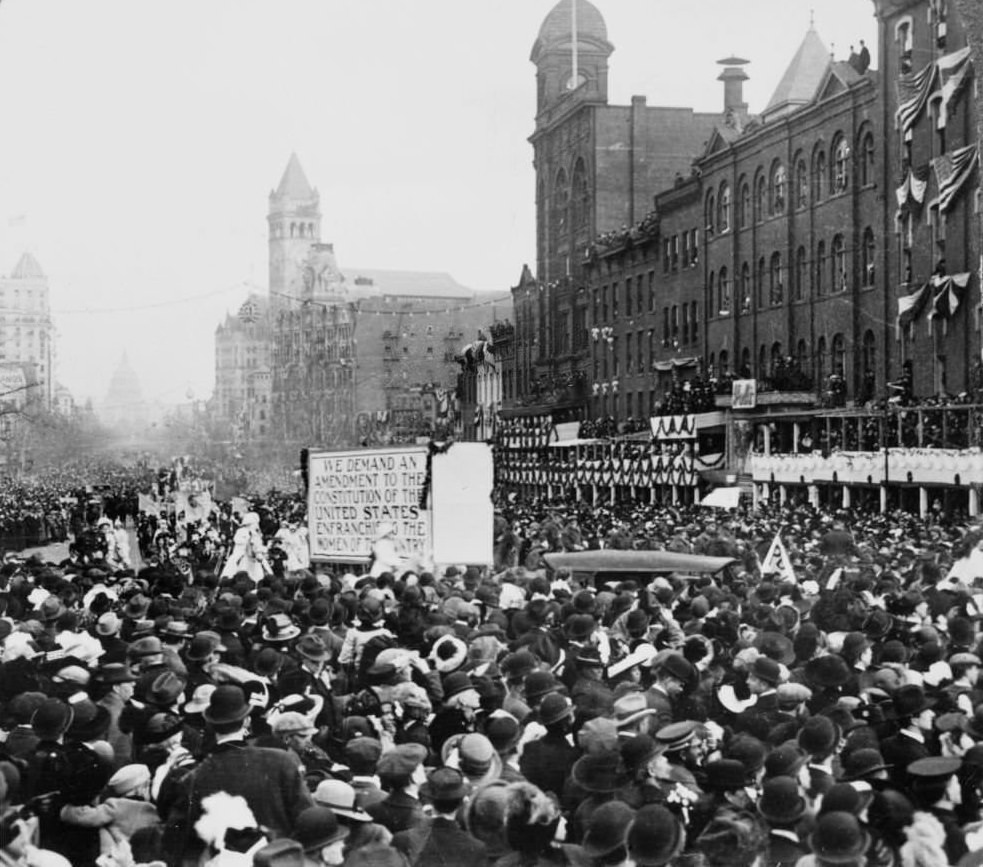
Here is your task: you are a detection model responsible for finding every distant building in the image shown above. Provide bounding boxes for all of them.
[0,253,56,410]
[213,293,272,440]
[101,353,149,431]
[343,268,510,419]
[53,383,75,416]
[212,155,509,448]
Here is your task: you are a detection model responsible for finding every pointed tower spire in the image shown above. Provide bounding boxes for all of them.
[268,154,321,306]
[274,152,315,201]
[761,27,831,122]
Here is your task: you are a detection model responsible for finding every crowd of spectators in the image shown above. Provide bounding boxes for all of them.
[1,466,983,865]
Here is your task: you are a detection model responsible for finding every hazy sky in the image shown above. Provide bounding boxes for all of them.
[0,0,877,406]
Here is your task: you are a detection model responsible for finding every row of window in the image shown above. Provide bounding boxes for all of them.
[591,308,701,379]
[707,229,877,315]
[707,331,876,382]
[706,132,876,233]
[593,227,876,325]
[384,345,437,357]
[662,230,700,273]
[593,271,659,322]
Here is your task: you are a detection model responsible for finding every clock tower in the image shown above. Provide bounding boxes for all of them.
[268,153,321,307]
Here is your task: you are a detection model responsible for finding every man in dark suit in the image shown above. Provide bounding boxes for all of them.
[880,684,935,790]
[733,656,790,742]
[519,694,578,800]
[393,767,487,867]
[178,685,312,864]
[366,742,428,834]
[644,652,694,728]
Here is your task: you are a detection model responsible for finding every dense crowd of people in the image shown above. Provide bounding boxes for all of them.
[1,463,983,865]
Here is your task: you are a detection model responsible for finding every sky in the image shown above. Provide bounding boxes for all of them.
[0,0,878,408]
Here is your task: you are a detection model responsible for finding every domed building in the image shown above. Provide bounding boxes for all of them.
[101,352,149,432]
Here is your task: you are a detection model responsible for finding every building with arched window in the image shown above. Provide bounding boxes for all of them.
[500,0,981,516]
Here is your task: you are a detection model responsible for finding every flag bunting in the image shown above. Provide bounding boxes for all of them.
[932,143,979,212]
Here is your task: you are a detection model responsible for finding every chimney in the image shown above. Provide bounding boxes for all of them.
[716,56,750,115]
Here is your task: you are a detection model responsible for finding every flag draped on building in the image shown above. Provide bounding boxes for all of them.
[897,61,937,133]
[761,533,796,584]
[936,46,973,125]
[895,164,929,217]
[896,281,931,337]
[929,271,972,320]
[931,143,979,211]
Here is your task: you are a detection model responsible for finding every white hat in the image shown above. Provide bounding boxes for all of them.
[107,763,151,797]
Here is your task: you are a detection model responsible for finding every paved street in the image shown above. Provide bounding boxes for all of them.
[18,527,144,569]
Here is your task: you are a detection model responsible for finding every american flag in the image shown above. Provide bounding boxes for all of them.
[932,144,979,212]
[896,281,930,337]
[937,46,973,124]
[929,272,972,320]
[896,60,936,133]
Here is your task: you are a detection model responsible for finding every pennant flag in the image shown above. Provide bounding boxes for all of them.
[932,144,979,211]
[896,281,931,336]
[929,272,971,320]
[937,46,973,124]
[761,533,797,584]
[897,60,936,133]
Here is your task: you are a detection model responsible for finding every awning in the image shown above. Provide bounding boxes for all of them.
[700,487,742,509]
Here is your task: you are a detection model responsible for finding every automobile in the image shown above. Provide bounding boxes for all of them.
[542,549,737,588]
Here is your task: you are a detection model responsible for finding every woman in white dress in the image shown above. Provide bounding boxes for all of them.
[221,512,270,582]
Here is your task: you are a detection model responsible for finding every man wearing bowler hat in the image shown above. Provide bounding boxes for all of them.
[880,684,935,789]
[519,693,578,799]
[393,767,486,867]
[278,633,342,732]
[177,684,312,863]
[645,652,695,728]
[733,655,787,742]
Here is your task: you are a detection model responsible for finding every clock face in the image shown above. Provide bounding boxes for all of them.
[566,72,587,91]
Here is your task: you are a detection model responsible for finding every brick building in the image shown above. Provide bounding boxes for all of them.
[500,0,981,514]
[513,0,720,416]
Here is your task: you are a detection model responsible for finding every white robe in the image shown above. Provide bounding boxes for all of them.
[221,526,269,581]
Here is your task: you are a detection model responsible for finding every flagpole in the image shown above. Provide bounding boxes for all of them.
[571,0,578,87]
